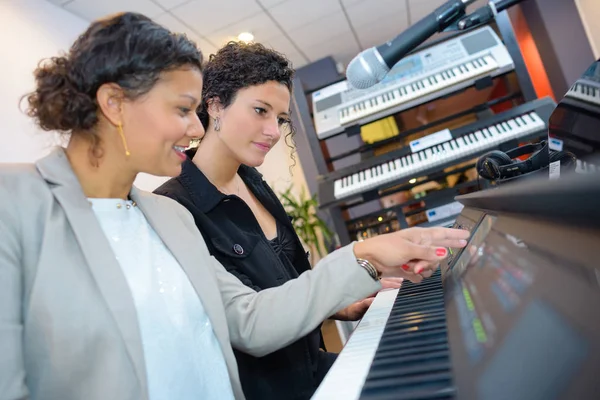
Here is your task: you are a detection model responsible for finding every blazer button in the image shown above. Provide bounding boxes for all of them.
[233,244,244,255]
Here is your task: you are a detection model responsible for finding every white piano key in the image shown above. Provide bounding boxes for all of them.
[311,289,399,400]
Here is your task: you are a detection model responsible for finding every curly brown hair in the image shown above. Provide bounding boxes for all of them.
[194,41,297,162]
[23,12,203,158]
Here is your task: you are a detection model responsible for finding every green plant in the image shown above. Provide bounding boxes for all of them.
[278,184,333,259]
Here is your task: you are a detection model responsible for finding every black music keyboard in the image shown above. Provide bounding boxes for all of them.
[317,97,556,208]
[566,80,600,107]
[313,173,600,400]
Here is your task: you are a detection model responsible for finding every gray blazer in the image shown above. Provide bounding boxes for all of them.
[0,147,380,400]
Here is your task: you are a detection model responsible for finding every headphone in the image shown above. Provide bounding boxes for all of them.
[477,140,577,181]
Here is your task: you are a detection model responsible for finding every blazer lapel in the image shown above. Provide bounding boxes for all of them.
[131,188,230,348]
[36,148,148,399]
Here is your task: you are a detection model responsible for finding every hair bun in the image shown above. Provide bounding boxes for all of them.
[24,56,98,132]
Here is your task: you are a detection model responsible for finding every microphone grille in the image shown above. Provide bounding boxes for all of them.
[346,48,389,90]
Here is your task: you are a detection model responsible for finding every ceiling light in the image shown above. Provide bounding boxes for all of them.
[238,32,254,42]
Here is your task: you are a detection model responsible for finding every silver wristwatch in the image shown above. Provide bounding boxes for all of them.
[357,258,381,281]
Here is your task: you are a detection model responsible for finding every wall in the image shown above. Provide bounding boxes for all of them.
[575,0,600,59]
[0,0,87,163]
[0,0,169,191]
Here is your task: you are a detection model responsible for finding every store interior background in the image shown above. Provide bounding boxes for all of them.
[1,0,598,350]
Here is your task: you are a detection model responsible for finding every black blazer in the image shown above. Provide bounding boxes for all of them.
[154,158,337,400]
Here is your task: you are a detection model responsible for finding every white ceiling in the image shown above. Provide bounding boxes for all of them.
[45,0,488,70]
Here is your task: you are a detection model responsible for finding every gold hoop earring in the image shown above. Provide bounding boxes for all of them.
[117,122,131,157]
[214,117,221,132]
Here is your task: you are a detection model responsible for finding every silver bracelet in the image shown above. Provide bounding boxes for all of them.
[357,258,381,281]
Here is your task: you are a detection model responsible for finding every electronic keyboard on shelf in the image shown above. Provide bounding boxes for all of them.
[312,174,600,400]
[565,79,600,107]
[317,97,556,208]
[311,26,515,140]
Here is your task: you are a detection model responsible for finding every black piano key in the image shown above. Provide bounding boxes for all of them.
[369,351,451,375]
[362,370,453,393]
[360,267,454,400]
[360,375,455,400]
[375,342,449,361]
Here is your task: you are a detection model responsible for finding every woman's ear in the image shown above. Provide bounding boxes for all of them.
[96,83,125,126]
[206,97,223,119]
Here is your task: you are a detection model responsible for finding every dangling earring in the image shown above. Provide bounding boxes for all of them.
[214,117,221,132]
[117,122,131,157]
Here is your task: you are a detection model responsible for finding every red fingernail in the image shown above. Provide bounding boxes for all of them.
[415,267,423,274]
[402,264,410,270]
[436,248,447,257]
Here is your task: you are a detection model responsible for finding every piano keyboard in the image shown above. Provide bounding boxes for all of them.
[311,26,515,140]
[334,111,545,201]
[312,269,452,400]
[566,80,600,106]
[359,270,453,400]
[312,289,399,400]
[339,55,498,126]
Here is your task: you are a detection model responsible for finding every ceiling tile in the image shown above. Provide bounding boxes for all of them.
[353,5,410,49]
[64,0,165,21]
[261,35,300,56]
[206,11,282,47]
[345,0,408,31]
[268,0,342,32]
[259,35,308,67]
[283,50,309,69]
[45,0,73,5]
[301,31,361,65]
[340,0,363,7]
[152,12,218,56]
[257,0,288,8]
[287,12,352,49]
[170,0,262,35]
[153,0,191,10]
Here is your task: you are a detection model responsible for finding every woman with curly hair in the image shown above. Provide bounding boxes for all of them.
[0,12,469,400]
[154,42,405,400]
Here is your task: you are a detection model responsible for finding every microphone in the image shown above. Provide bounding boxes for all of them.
[457,0,525,30]
[346,0,478,89]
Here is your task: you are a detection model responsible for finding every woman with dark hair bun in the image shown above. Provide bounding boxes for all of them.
[0,11,469,400]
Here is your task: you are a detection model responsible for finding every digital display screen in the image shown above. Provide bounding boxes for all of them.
[440,209,485,277]
[314,93,342,113]
[460,29,497,56]
[389,59,417,76]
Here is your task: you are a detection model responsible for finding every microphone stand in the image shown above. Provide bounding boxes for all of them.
[454,0,529,31]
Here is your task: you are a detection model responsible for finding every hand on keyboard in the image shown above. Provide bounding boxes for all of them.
[330,277,404,321]
[354,227,469,283]
[331,297,375,321]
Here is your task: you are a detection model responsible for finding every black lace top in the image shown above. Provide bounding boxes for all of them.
[269,219,300,264]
